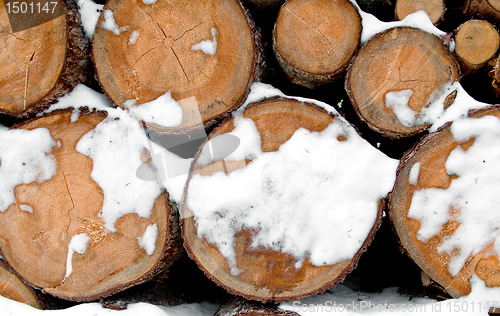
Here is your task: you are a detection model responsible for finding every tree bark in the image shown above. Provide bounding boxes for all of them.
[345,27,460,139]
[181,97,384,302]
[455,19,499,73]
[388,106,500,298]
[0,109,182,302]
[92,0,261,133]
[0,261,43,308]
[0,0,92,117]
[395,0,445,25]
[463,0,500,22]
[273,0,361,88]
[215,297,300,316]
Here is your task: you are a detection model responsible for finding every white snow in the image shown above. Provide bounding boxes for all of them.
[409,162,421,186]
[101,9,129,35]
[383,82,491,131]
[281,276,500,315]
[0,127,58,212]
[187,113,398,275]
[77,0,103,39]
[385,89,416,127]
[138,224,158,256]
[129,30,140,45]
[74,111,163,232]
[123,92,183,127]
[142,0,157,4]
[235,82,338,117]
[64,233,90,279]
[43,84,165,233]
[19,204,33,213]
[409,114,500,276]
[191,28,218,56]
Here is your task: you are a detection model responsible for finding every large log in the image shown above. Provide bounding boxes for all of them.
[92,0,261,133]
[0,0,91,117]
[389,106,500,297]
[345,27,460,139]
[273,0,361,88]
[181,97,397,302]
[0,109,181,301]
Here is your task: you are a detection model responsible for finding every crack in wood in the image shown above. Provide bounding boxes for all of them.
[23,51,35,110]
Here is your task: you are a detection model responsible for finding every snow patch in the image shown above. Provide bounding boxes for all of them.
[187,116,398,275]
[129,30,140,44]
[409,115,500,275]
[191,28,218,55]
[19,204,33,213]
[123,91,183,127]
[138,223,158,256]
[77,0,103,39]
[385,82,490,131]
[142,0,157,4]
[64,233,90,279]
[45,84,165,233]
[0,128,58,212]
[101,9,128,35]
[385,89,416,127]
[408,162,420,186]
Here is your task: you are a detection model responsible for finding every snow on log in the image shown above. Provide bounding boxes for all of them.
[181,97,398,302]
[0,108,181,301]
[345,27,460,139]
[389,105,500,297]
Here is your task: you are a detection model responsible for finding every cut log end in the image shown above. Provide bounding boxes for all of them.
[0,0,91,117]
[464,0,500,22]
[395,0,445,25]
[92,0,260,133]
[346,27,460,139]
[273,0,361,88]
[182,98,384,302]
[0,262,42,309]
[388,106,500,297]
[0,110,181,301]
[455,19,499,72]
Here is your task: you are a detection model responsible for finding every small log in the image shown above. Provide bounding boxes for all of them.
[182,97,390,302]
[215,297,299,316]
[388,106,500,297]
[0,0,91,117]
[345,27,460,139]
[455,19,499,72]
[92,0,261,133]
[0,261,42,308]
[0,110,181,301]
[463,0,500,23]
[273,0,361,88]
[395,0,445,25]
